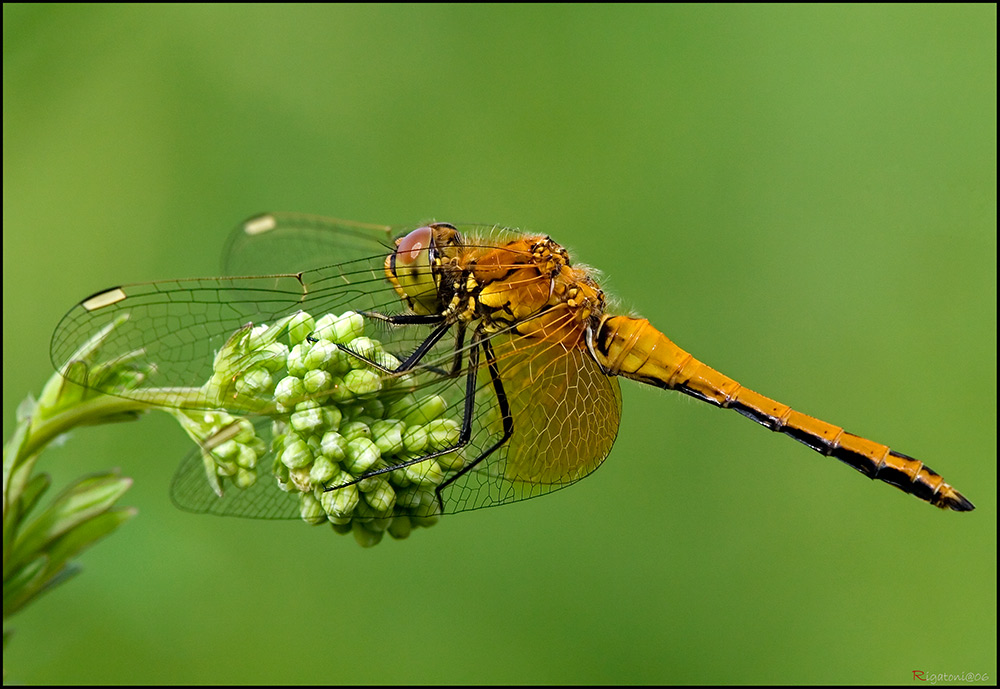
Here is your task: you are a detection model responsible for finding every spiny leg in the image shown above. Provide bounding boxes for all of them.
[434,336,514,510]
[336,310,470,378]
[329,326,486,490]
[336,312,450,375]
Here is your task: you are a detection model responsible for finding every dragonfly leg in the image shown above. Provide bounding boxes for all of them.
[338,317,452,374]
[421,323,466,378]
[433,336,514,511]
[328,327,485,490]
[357,311,444,326]
[394,321,467,378]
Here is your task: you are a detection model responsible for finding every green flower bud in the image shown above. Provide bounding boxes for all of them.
[301,339,337,370]
[299,492,326,525]
[327,345,352,376]
[388,467,411,488]
[313,313,338,336]
[210,439,239,460]
[354,499,392,532]
[361,398,386,419]
[305,434,322,454]
[424,418,460,445]
[376,352,402,372]
[323,406,343,432]
[340,403,364,420]
[235,443,258,470]
[235,468,257,489]
[287,311,316,346]
[316,311,364,344]
[254,342,290,373]
[320,431,348,462]
[356,474,380,493]
[371,419,405,456]
[346,336,381,365]
[274,375,305,407]
[288,466,312,492]
[409,489,443,518]
[290,407,327,434]
[352,521,384,547]
[344,368,382,395]
[319,481,359,518]
[272,455,290,484]
[354,415,377,428]
[280,437,313,469]
[396,486,437,510]
[425,419,462,466]
[402,394,447,426]
[364,480,396,516]
[340,421,371,442]
[234,368,274,397]
[385,393,418,419]
[344,437,380,475]
[285,344,310,377]
[327,377,353,403]
[302,368,332,395]
[249,436,268,458]
[402,425,428,453]
[403,458,444,486]
[232,418,256,443]
[326,513,352,526]
[309,454,338,486]
[387,516,412,540]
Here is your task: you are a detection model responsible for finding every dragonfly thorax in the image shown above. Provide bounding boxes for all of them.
[471,236,607,346]
[387,224,606,347]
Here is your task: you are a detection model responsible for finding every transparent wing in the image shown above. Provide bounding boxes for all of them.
[440,330,622,513]
[169,322,622,519]
[49,215,530,411]
[52,215,623,520]
[170,418,301,518]
[222,212,398,275]
[49,217,411,411]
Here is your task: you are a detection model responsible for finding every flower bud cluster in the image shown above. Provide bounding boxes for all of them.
[194,310,461,546]
[172,411,269,497]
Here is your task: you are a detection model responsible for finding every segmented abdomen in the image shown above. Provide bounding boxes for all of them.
[592,315,973,511]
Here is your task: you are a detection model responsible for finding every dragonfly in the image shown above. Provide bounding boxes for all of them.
[50,213,974,527]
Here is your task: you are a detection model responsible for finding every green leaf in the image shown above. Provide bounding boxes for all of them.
[13,473,51,524]
[15,395,37,425]
[2,416,32,505]
[43,507,136,587]
[4,558,82,619]
[8,473,132,567]
[2,416,35,560]
[2,554,48,617]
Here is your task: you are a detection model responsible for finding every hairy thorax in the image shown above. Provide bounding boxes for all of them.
[451,235,606,347]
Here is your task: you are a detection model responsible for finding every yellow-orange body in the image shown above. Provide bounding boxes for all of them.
[387,223,973,512]
[51,211,975,520]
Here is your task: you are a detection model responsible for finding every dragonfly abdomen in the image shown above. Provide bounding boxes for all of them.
[593,315,974,511]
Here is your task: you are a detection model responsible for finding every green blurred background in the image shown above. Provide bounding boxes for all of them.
[3,4,995,684]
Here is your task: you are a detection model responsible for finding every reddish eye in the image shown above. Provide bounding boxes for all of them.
[396,226,433,265]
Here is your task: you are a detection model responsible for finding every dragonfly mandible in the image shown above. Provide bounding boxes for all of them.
[50,213,974,538]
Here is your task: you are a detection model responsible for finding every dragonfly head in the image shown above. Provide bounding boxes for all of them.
[387,223,460,315]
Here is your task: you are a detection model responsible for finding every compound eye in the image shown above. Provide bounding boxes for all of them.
[396,226,433,266]
[390,225,440,315]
